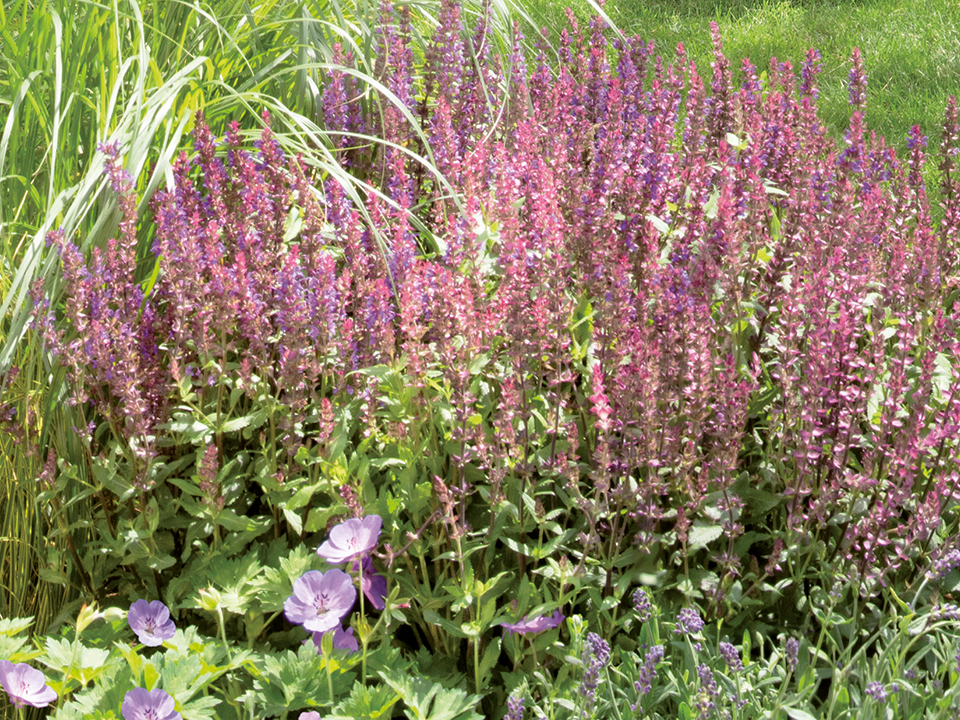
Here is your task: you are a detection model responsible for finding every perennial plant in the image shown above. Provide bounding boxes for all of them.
[3,0,960,718]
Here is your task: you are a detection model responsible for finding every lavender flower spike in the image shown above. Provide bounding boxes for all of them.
[505,691,525,720]
[675,607,704,635]
[317,515,382,564]
[285,569,356,633]
[0,661,57,709]
[501,610,565,636]
[121,688,181,720]
[127,599,177,646]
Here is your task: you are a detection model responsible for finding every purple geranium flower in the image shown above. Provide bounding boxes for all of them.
[317,515,382,564]
[501,610,565,636]
[310,624,359,655]
[355,556,387,610]
[0,661,57,709]
[128,599,177,646]
[121,688,181,720]
[285,569,356,633]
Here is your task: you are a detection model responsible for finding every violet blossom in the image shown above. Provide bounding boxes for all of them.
[310,624,359,654]
[355,555,387,610]
[0,661,57,709]
[317,515,382,564]
[127,599,177,646]
[285,569,356,633]
[501,610,565,636]
[121,688,181,720]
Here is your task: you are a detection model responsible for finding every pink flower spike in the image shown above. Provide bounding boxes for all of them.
[501,610,565,637]
[0,661,58,709]
[317,515,382,564]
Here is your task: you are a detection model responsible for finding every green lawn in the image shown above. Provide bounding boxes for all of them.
[535,0,960,154]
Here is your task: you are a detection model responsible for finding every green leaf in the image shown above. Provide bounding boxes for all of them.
[0,617,34,635]
[477,637,501,690]
[688,521,723,551]
[784,708,818,720]
[220,414,255,434]
[378,667,482,720]
[330,681,401,719]
[646,214,670,236]
[422,610,468,639]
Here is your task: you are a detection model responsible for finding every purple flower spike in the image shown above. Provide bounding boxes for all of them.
[317,515,382,564]
[355,555,387,610]
[501,610,565,636]
[0,661,57,709]
[285,569,356,633]
[311,625,359,655]
[675,608,704,635]
[128,599,177,646]
[121,688,181,720]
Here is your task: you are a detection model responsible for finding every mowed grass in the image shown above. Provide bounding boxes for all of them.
[535,0,960,156]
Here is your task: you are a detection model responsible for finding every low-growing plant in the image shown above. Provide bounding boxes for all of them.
[5,0,960,717]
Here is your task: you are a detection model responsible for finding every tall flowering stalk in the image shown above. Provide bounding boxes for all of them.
[32,4,960,661]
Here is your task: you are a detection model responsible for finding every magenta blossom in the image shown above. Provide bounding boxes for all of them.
[354,555,387,610]
[285,569,356,633]
[317,515,382,564]
[310,624,359,655]
[127,599,177,646]
[0,661,57,709]
[122,688,181,720]
[501,610,565,637]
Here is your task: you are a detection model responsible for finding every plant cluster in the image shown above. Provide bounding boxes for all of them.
[4,0,960,717]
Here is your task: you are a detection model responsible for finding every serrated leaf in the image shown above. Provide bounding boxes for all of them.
[378,667,482,720]
[0,617,34,635]
[688,521,723,551]
[220,414,254,433]
[329,680,401,719]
